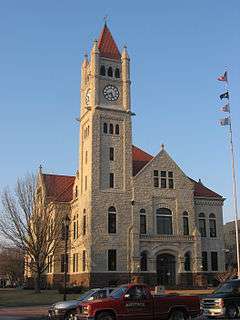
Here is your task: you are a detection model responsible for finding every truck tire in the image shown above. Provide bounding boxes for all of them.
[225,304,239,318]
[168,310,189,320]
[96,312,114,320]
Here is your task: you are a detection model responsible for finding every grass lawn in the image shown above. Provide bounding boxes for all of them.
[0,288,80,308]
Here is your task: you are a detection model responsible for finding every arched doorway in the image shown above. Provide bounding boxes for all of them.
[156,253,176,286]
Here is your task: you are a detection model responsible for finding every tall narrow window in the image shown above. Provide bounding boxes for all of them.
[156,208,173,235]
[199,213,206,237]
[75,186,78,198]
[168,171,174,189]
[160,171,167,188]
[103,123,108,133]
[82,250,86,271]
[109,123,114,134]
[154,170,159,187]
[183,211,189,235]
[109,173,114,188]
[73,253,78,273]
[73,221,78,240]
[209,213,217,238]
[140,252,148,271]
[140,209,147,234]
[211,252,218,271]
[202,251,208,271]
[115,124,119,135]
[115,68,120,78]
[83,214,86,235]
[85,176,87,191]
[108,249,117,271]
[184,252,191,271]
[110,147,114,161]
[108,67,113,77]
[100,65,106,76]
[108,206,116,234]
[85,150,88,164]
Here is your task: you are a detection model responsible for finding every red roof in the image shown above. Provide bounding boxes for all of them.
[189,178,222,199]
[42,174,75,202]
[42,147,222,202]
[132,145,153,176]
[98,24,121,60]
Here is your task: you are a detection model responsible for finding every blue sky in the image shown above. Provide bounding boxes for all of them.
[0,0,239,222]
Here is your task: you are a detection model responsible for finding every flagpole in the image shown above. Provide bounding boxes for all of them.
[220,71,240,278]
[228,110,240,278]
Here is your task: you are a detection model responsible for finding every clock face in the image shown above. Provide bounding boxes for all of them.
[103,85,119,101]
[85,89,91,106]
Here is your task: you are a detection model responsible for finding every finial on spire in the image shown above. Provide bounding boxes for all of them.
[103,15,108,26]
[39,164,43,174]
[161,143,165,150]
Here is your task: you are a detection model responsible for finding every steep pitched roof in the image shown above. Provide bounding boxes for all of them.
[42,174,75,202]
[189,178,222,199]
[98,24,121,60]
[132,145,153,176]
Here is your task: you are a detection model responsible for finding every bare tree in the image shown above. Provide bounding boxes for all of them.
[0,245,24,286]
[0,174,63,293]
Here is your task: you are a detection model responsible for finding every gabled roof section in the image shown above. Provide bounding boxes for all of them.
[42,174,75,202]
[98,23,121,60]
[132,145,153,176]
[188,177,223,199]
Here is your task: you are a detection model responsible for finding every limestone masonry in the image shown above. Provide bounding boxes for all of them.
[31,24,225,287]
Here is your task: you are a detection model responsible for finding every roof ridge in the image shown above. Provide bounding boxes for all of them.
[43,173,75,178]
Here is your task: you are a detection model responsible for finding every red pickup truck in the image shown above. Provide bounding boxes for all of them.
[75,283,200,320]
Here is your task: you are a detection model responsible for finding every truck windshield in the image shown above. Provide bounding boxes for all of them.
[214,282,238,294]
[110,286,128,299]
[78,289,97,301]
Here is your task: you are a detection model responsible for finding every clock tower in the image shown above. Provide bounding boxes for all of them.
[78,24,133,283]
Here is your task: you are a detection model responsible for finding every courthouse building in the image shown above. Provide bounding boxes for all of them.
[37,24,225,287]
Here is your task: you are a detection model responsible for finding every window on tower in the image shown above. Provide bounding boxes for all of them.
[109,124,114,134]
[108,67,113,77]
[110,147,114,161]
[115,124,119,135]
[115,68,120,78]
[108,206,116,233]
[103,123,108,133]
[100,65,106,76]
[109,173,114,188]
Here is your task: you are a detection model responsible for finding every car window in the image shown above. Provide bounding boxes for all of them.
[127,286,149,300]
[110,286,128,299]
[89,290,107,300]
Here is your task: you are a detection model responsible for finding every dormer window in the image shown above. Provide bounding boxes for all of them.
[108,67,113,77]
[115,68,120,78]
[100,65,106,76]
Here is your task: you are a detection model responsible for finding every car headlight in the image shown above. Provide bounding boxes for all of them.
[82,306,90,315]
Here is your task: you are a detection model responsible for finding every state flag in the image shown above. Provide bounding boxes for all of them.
[220,91,229,100]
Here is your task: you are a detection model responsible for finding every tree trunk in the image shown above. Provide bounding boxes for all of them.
[34,271,41,293]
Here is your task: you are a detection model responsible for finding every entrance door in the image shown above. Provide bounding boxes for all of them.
[156,254,176,286]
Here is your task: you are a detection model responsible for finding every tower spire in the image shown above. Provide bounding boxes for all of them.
[98,24,121,60]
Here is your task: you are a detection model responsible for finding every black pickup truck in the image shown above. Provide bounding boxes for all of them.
[201,279,240,318]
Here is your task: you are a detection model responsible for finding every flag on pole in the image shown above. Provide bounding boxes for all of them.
[219,117,231,126]
[220,104,230,112]
[220,91,229,100]
[218,71,228,82]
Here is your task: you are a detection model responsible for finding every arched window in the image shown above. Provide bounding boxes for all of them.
[140,252,148,271]
[184,252,191,271]
[156,208,172,235]
[108,67,113,77]
[199,213,206,237]
[109,123,114,134]
[140,209,146,234]
[115,68,120,78]
[103,123,108,133]
[183,211,189,235]
[115,124,119,135]
[108,206,116,234]
[100,65,106,76]
[209,213,217,238]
